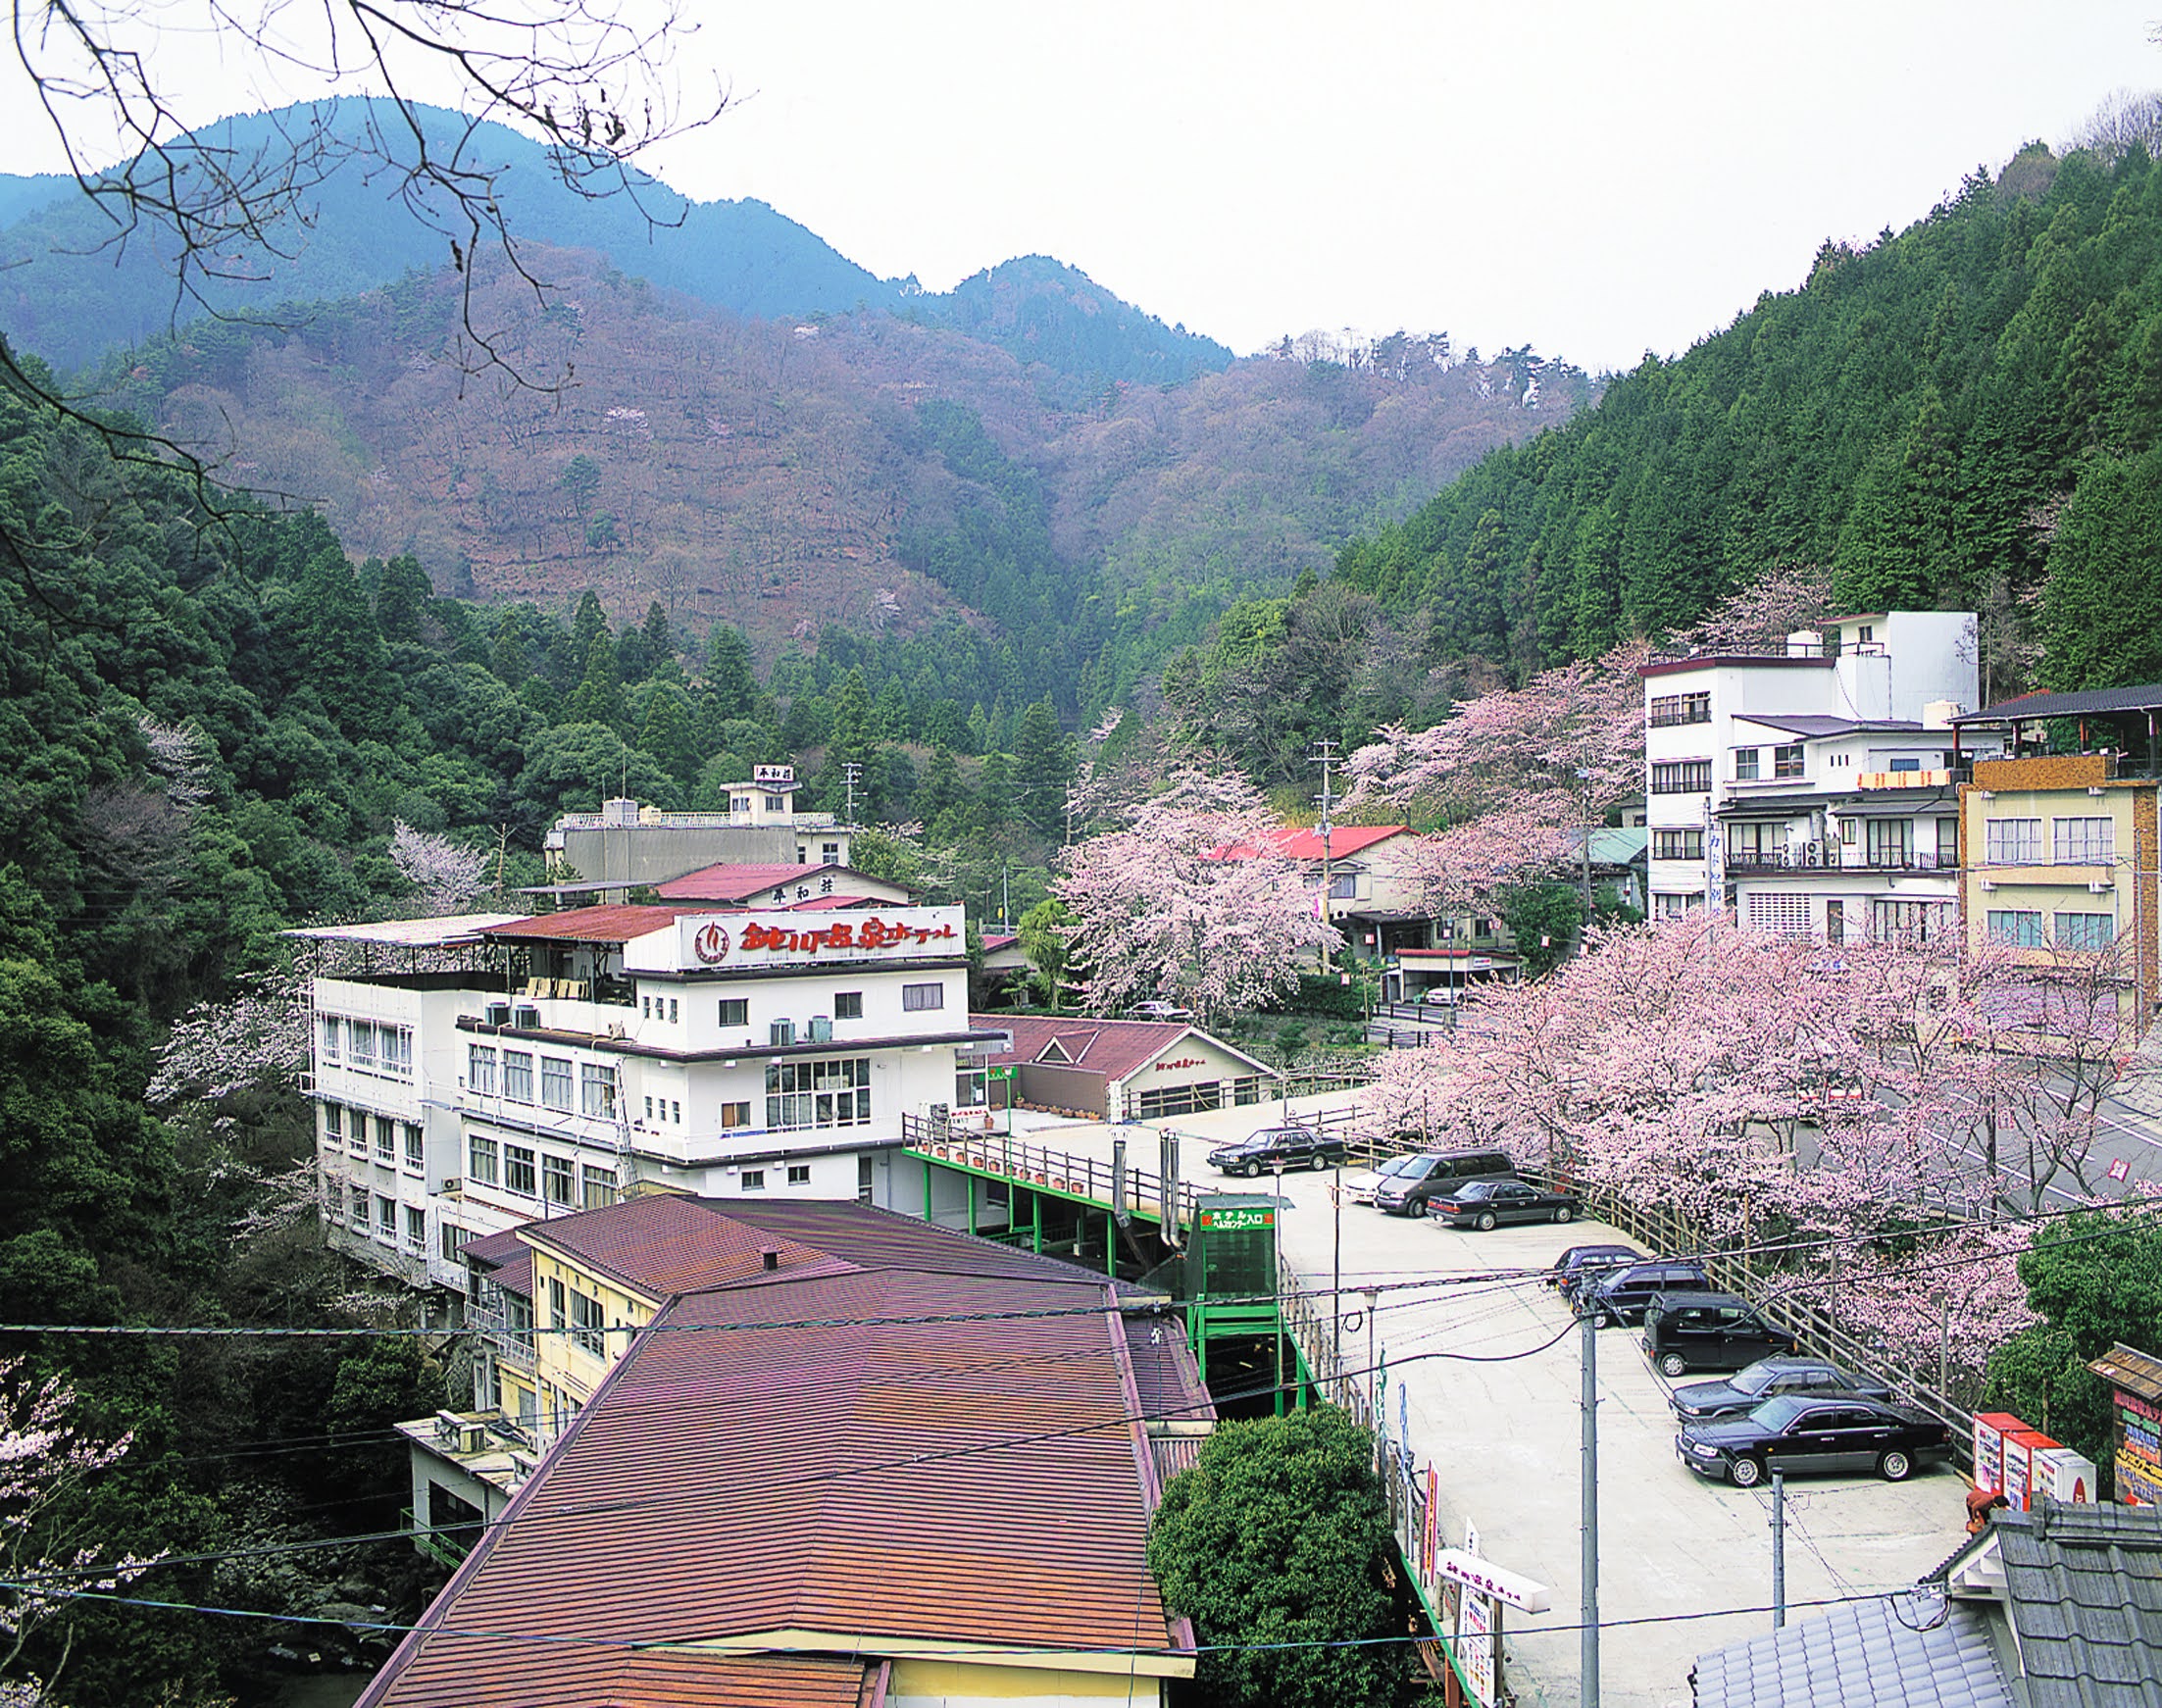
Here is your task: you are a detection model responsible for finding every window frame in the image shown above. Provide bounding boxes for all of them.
[901,981,944,1012]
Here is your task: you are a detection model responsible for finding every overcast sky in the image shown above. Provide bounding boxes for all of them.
[8,2,2158,372]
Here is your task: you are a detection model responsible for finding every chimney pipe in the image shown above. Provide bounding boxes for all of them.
[760,1247,780,1273]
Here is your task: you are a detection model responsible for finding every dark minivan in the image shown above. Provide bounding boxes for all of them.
[1371,1148,1514,1216]
[1639,1290,1801,1377]
[1579,1260,1711,1326]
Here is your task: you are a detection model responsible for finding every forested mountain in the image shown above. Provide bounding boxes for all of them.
[0,101,1231,390]
[1332,139,2162,702]
[70,243,1575,715]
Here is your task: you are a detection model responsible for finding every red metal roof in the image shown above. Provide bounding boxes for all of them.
[1268,824,1407,861]
[480,905,691,944]
[359,1204,1201,1707]
[654,864,916,904]
[973,1014,1273,1082]
[521,1195,853,1299]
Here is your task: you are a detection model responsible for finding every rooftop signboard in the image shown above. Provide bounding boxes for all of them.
[630,905,967,974]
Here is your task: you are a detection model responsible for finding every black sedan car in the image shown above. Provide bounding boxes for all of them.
[1427,1178,1581,1231]
[1676,1394,1952,1486]
[1206,1127,1347,1177]
[1669,1356,1894,1424]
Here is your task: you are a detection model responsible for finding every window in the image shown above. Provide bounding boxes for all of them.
[546,1276,566,1329]
[381,1028,413,1078]
[643,1095,653,1122]
[786,1164,811,1185]
[543,1154,575,1207]
[469,1045,497,1095]
[1888,757,1920,774]
[766,1057,872,1130]
[1650,760,1712,794]
[375,1115,396,1161]
[1649,691,1711,727]
[764,793,786,811]
[1873,899,1952,942]
[349,1021,377,1070]
[1655,892,1700,920]
[857,1155,876,1203]
[323,1104,343,1142]
[1734,748,1760,781]
[1652,829,1703,861]
[540,1056,573,1111]
[956,1068,987,1109]
[1864,819,1912,867]
[579,1063,617,1119]
[1986,910,2046,947]
[741,1170,767,1191]
[1825,899,1843,944]
[718,998,749,1029]
[720,1101,752,1129]
[1773,744,1805,779]
[404,1205,427,1253]
[1232,1075,1266,1106]
[1985,819,2043,865]
[569,1288,606,1357]
[469,1135,498,1185]
[668,998,679,1024]
[1745,893,1812,938]
[1937,818,1959,867]
[1133,1081,1225,1119]
[2054,817,2115,864]
[376,1194,396,1238]
[2055,912,2116,950]
[672,1101,681,1123]
[319,1016,340,1063]
[822,841,841,864]
[403,1124,425,1172]
[730,794,752,814]
[581,1165,618,1210]
[902,982,944,1012]
[440,1222,467,1263]
[833,991,864,1021]
[641,996,651,1018]
[503,1051,534,1103]
[348,1188,368,1230]
[505,1145,537,1197]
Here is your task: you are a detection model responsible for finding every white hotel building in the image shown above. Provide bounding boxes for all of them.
[307,903,1006,1301]
[1641,611,1990,932]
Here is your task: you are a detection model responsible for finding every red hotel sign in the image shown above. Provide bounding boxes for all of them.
[1154,1057,1206,1073]
[693,916,958,964]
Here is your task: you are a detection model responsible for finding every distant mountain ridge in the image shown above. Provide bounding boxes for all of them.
[0,100,1231,391]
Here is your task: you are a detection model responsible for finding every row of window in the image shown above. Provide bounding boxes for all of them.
[1650,760,1714,795]
[1737,896,1962,942]
[766,1056,872,1130]
[322,1105,425,1171]
[468,1136,621,1208]
[647,986,944,1033]
[738,1164,815,1191]
[470,1046,618,1117]
[329,1183,428,1254]
[1648,691,1711,727]
[1734,744,1806,781]
[1983,817,2115,866]
[1986,910,2117,950]
[318,1016,415,1078]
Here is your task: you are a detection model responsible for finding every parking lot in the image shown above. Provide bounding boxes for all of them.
[1025,1101,1973,1708]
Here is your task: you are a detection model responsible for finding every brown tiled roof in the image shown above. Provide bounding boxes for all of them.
[480,905,691,944]
[973,1013,1274,1081]
[360,1207,1202,1707]
[520,1195,851,1300]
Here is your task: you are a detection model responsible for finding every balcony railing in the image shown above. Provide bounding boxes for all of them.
[1726,845,1952,875]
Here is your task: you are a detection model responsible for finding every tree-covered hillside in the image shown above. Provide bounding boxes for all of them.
[1333,139,2162,701]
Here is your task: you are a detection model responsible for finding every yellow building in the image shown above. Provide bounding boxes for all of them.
[1957,753,2161,1023]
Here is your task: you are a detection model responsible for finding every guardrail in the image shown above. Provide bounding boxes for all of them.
[901,1115,1204,1228]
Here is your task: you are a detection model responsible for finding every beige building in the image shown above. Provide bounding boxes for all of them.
[1957,753,2161,1023]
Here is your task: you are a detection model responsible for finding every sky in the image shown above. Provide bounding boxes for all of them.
[6,1,2158,372]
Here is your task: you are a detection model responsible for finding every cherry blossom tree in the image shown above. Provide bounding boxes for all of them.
[1683,563,1835,655]
[0,1361,155,1701]
[1057,767,1340,1023]
[389,821,491,915]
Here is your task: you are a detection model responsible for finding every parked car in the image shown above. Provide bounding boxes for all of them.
[1372,1148,1514,1216]
[1207,1127,1346,1177]
[1676,1394,1953,1486]
[1548,1243,1644,1297]
[1427,1178,1582,1231]
[1578,1260,1712,1326]
[1639,1290,1802,1377]
[1344,1151,1425,1205]
[1669,1356,1895,1424]
[1127,1000,1193,1022]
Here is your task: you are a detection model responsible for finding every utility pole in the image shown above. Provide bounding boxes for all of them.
[1272,1159,1286,1416]
[1771,1469,1787,1629]
[1313,739,1340,971]
[841,761,863,829]
[1581,1304,1601,1708]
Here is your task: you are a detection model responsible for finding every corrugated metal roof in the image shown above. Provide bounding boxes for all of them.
[1691,1596,2011,1708]
[521,1197,853,1299]
[1732,714,1926,737]
[2090,1342,2162,1405]
[1269,825,1408,861]
[361,1204,1207,1708]
[1952,684,2162,726]
[654,864,915,904]
[481,906,691,943]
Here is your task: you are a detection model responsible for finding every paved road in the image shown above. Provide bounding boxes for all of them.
[1016,1100,1971,1708]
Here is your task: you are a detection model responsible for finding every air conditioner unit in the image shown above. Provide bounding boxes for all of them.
[484,1001,511,1027]
[770,1019,796,1047]
[808,1015,834,1043]
[513,1005,541,1030]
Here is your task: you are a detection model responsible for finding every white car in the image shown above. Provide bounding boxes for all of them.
[1127,1000,1193,1022]
[1344,1151,1424,1205]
